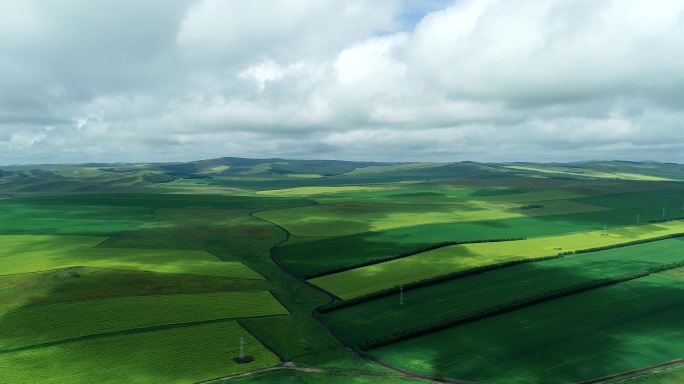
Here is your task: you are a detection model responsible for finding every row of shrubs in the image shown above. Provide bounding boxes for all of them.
[318,232,684,314]
[305,237,525,280]
[358,260,684,350]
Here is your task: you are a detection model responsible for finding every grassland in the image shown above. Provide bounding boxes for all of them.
[0,267,268,314]
[320,238,684,347]
[311,220,684,299]
[0,235,263,278]
[0,321,280,384]
[0,291,287,350]
[371,269,684,383]
[4,158,684,383]
[255,189,606,238]
[275,186,684,278]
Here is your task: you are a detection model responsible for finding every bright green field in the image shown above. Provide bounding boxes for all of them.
[311,221,684,299]
[277,193,684,278]
[321,238,684,347]
[0,291,287,350]
[0,235,263,279]
[255,193,604,238]
[0,321,280,384]
[371,269,684,383]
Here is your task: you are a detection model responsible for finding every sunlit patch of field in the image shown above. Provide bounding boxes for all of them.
[255,193,606,238]
[206,165,231,173]
[0,235,263,279]
[311,220,684,299]
[321,238,684,348]
[256,185,395,197]
[506,165,673,181]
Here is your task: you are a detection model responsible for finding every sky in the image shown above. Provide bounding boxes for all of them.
[1,0,684,165]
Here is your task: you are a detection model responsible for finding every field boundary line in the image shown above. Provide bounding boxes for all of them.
[0,314,286,355]
[317,232,684,312]
[304,237,525,280]
[357,260,684,350]
[250,209,480,384]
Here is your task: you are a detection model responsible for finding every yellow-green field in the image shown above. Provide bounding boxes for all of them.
[0,235,263,279]
[256,185,394,197]
[255,199,605,237]
[505,165,673,181]
[311,220,684,299]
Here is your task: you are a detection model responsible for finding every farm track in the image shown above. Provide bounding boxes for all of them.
[576,357,684,383]
[249,211,479,384]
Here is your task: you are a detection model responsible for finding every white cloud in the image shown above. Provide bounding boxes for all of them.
[1,0,684,164]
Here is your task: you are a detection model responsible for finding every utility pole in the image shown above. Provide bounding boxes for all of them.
[239,337,245,361]
[399,284,404,306]
[637,212,640,226]
[663,207,667,219]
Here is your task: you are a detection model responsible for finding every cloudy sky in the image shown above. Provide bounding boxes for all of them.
[1,0,684,165]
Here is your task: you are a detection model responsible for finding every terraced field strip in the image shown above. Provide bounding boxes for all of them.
[0,291,287,351]
[370,268,684,383]
[0,321,280,384]
[320,238,684,348]
[0,235,263,279]
[311,220,684,300]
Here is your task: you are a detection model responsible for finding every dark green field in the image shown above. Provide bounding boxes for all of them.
[3,158,684,383]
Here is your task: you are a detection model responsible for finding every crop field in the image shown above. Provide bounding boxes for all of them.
[0,200,154,235]
[320,237,684,348]
[0,321,280,384]
[370,269,684,383]
[4,159,684,383]
[0,291,287,350]
[311,220,684,299]
[254,188,608,238]
[0,235,263,278]
[275,187,684,278]
[0,267,268,315]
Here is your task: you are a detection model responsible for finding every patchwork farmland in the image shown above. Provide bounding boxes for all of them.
[3,158,684,383]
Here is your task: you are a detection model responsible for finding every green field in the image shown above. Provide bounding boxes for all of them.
[276,191,684,278]
[0,235,263,279]
[0,291,287,350]
[255,189,607,238]
[0,321,280,384]
[321,238,684,347]
[311,221,684,299]
[0,267,268,314]
[371,269,684,383]
[3,158,684,383]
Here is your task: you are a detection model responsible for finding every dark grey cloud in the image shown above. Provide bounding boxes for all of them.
[1,0,684,165]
